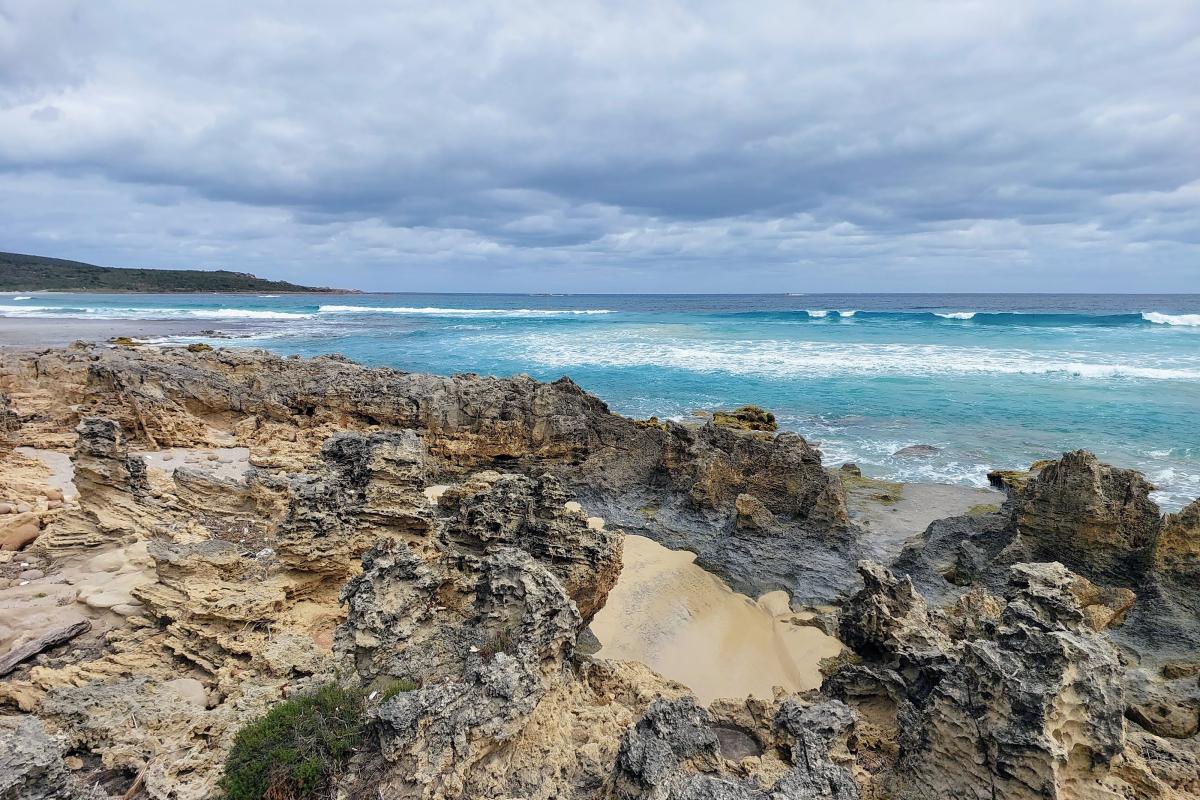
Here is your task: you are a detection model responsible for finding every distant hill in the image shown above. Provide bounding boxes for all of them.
[0,252,351,293]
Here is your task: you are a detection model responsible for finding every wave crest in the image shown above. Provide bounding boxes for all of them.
[317,305,614,317]
[1143,312,1200,327]
[934,311,977,320]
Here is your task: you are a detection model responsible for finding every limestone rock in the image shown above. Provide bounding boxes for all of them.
[0,715,105,800]
[1016,450,1160,583]
[613,696,860,800]
[892,445,939,458]
[832,560,1147,800]
[734,493,777,532]
[711,405,777,432]
[837,561,950,663]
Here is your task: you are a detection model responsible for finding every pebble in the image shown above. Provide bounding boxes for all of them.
[206,453,220,461]
[111,603,144,616]
[15,503,31,514]
[19,569,44,580]
[41,488,64,501]
[46,500,63,510]
[64,757,83,771]
[0,503,11,514]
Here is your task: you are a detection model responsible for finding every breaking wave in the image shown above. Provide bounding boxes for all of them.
[500,334,1200,382]
[317,305,614,317]
[1142,312,1200,327]
[0,305,312,320]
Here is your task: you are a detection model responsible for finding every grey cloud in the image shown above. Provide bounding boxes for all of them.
[0,0,1197,291]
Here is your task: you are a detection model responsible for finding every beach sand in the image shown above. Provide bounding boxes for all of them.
[0,317,223,348]
[591,534,844,704]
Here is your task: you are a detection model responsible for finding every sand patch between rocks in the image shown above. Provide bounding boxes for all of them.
[592,534,843,704]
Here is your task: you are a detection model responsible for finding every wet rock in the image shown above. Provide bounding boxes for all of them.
[892,445,939,458]
[839,462,861,477]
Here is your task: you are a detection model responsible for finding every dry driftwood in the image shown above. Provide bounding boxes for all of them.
[0,618,91,676]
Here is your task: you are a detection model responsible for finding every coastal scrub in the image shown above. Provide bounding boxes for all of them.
[221,684,366,800]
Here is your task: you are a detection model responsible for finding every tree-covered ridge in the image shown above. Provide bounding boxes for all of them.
[0,251,348,292]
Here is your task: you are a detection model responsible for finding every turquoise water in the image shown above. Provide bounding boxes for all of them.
[4,292,1199,509]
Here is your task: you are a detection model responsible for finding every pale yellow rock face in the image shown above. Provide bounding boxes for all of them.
[1156,499,1200,576]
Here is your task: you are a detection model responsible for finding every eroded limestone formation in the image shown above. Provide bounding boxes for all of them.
[0,344,1196,800]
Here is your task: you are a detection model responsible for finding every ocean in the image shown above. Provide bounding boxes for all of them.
[3,292,1198,509]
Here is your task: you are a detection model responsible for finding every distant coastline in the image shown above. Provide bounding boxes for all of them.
[0,251,358,293]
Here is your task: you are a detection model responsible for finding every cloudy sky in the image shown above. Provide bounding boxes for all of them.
[1,1,1197,292]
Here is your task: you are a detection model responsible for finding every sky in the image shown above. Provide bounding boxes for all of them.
[1,1,1198,293]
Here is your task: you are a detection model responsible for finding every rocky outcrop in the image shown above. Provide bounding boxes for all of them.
[1,346,850,603]
[613,696,860,799]
[1156,500,1200,618]
[1015,450,1161,583]
[34,417,156,553]
[335,471,639,798]
[828,560,1199,800]
[3,345,1198,800]
[0,715,106,800]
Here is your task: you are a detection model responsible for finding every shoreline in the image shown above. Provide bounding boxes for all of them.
[0,318,245,348]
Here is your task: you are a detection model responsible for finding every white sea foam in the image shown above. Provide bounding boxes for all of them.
[0,305,311,320]
[10,296,32,301]
[805,310,829,318]
[0,305,60,313]
[497,333,1200,382]
[317,305,614,317]
[257,294,281,298]
[838,310,857,317]
[1142,312,1200,327]
[934,311,977,320]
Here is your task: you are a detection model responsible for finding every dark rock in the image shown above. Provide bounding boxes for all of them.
[891,445,939,458]
[0,715,106,800]
[1016,450,1160,584]
[711,405,777,432]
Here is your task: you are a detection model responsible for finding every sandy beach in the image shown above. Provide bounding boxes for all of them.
[591,534,844,704]
[0,317,215,348]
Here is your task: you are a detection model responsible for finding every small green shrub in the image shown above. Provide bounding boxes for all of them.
[221,684,366,800]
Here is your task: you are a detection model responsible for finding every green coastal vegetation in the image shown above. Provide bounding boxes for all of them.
[0,251,346,293]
